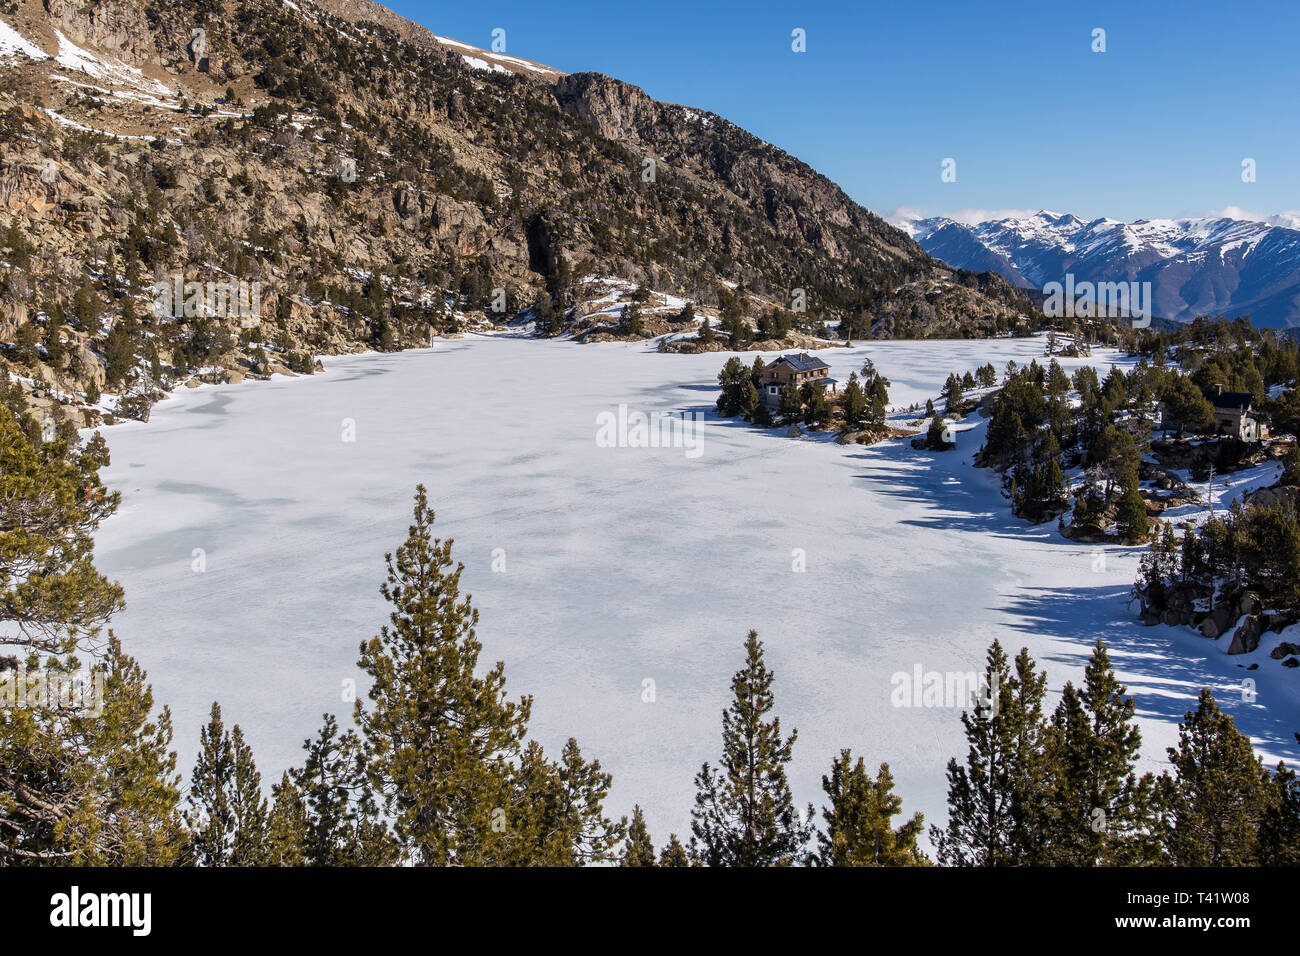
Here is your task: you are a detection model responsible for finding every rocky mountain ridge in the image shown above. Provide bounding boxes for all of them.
[0,0,1038,431]
[903,210,1300,329]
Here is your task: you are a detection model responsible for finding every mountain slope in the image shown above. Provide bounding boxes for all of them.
[904,211,1300,328]
[0,0,1039,427]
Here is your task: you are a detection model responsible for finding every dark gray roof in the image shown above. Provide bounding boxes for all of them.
[778,352,830,372]
[1202,386,1253,411]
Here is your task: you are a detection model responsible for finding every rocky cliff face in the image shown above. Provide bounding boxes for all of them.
[0,0,1038,427]
[551,71,917,268]
[41,0,153,61]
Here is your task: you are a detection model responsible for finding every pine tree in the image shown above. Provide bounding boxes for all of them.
[943,374,966,417]
[1040,640,1158,865]
[659,833,690,866]
[356,485,530,865]
[841,372,868,430]
[103,318,136,388]
[0,636,186,864]
[859,359,890,426]
[932,642,1049,865]
[1002,647,1050,861]
[0,407,181,864]
[1161,375,1215,437]
[777,383,802,425]
[716,356,750,416]
[1284,443,1300,485]
[264,773,308,866]
[0,405,123,657]
[289,713,396,865]
[620,302,644,336]
[927,412,949,450]
[1257,761,1300,865]
[1159,689,1269,865]
[355,486,618,865]
[621,805,657,866]
[184,704,233,864]
[184,702,268,866]
[817,751,927,866]
[1046,359,1070,397]
[73,636,186,865]
[803,385,831,428]
[698,315,715,346]
[504,737,623,866]
[1115,478,1149,543]
[690,631,813,866]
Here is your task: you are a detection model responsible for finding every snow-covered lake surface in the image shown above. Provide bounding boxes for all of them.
[93,334,1300,847]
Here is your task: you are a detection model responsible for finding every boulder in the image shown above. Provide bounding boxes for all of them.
[1246,485,1299,510]
[1199,602,1238,640]
[1269,610,1300,633]
[1238,592,1261,618]
[1270,642,1300,660]
[1227,615,1266,655]
[1284,657,1299,669]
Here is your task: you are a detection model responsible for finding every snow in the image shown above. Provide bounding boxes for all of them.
[914,209,1300,292]
[53,29,173,96]
[0,18,48,61]
[41,107,164,141]
[482,51,557,75]
[90,335,1300,849]
[1158,459,1285,528]
[434,36,479,51]
[461,54,508,74]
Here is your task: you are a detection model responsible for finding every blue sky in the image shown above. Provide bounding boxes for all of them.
[387,0,1299,225]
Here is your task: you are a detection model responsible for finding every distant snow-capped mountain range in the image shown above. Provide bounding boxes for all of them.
[895,211,1300,328]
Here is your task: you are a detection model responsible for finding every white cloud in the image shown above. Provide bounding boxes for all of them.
[881,206,924,231]
[1205,206,1300,228]
[1208,205,1268,221]
[941,207,1040,226]
[882,206,1040,230]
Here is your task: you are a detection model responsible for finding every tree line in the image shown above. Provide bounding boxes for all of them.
[1138,498,1300,620]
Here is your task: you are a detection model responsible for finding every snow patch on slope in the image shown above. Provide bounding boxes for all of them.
[461,54,509,74]
[434,34,559,76]
[0,17,49,61]
[53,29,173,96]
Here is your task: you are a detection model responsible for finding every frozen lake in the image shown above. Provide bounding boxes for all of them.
[93,334,1300,848]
